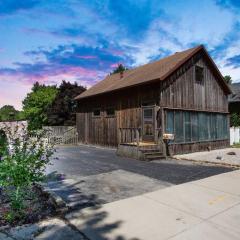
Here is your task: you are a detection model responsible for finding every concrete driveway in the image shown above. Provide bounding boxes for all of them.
[66,170,240,240]
[45,145,234,210]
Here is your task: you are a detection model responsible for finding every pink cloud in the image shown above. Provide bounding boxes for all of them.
[0,66,107,110]
[110,63,120,68]
[0,65,106,90]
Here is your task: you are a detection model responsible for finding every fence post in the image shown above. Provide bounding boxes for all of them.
[235,127,240,144]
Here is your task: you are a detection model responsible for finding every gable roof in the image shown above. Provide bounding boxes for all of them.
[229,83,240,102]
[76,45,231,100]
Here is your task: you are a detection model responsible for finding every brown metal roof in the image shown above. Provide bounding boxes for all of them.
[76,45,231,100]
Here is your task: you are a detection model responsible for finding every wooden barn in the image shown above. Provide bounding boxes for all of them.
[75,45,231,159]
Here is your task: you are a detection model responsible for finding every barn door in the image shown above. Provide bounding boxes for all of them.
[142,106,155,142]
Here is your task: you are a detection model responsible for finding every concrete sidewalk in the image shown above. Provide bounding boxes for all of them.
[174,148,240,167]
[66,170,240,240]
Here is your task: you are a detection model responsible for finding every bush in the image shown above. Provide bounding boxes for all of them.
[0,125,55,222]
[230,113,240,127]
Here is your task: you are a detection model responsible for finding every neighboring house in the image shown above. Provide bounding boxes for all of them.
[229,82,240,114]
[75,45,231,157]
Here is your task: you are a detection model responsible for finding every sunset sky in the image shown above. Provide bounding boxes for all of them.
[0,0,240,110]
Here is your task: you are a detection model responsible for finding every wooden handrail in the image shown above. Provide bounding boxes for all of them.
[118,127,141,145]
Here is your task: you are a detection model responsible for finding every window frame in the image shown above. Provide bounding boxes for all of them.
[105,107,115,117]
[92,108,101,118]
[195,65,204,84]
[165,109,228,144]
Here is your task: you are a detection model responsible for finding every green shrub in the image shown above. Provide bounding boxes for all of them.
[230,113,240,127]
[0,125,55,222]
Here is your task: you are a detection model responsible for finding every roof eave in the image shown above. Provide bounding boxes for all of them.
[76,44,232,100]
[76,46,203,101]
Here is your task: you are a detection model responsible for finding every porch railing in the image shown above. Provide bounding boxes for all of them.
[119,128,141,146]
[118,127,166,156]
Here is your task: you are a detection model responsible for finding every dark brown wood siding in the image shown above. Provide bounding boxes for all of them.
[77,83,160,146]
[76,53,229,153]
[160,55,228,112]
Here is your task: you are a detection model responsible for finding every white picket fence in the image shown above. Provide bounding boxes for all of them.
[230,127,240,145]
[42,126,79,145]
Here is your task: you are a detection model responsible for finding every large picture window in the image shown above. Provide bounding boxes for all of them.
[165,110,228,143]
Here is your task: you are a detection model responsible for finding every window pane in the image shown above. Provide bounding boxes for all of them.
[144,109,153,119]
[165,110,228,143]
[223,115,228,138]
[210,113,217,140]
[93,109,100,116]
[166,111,174,134]
[184,111,191,142]
[191,112,199,141]
[199,113,207,140]
[195,65,204,83]
[206,114,211,140]
[175,111,184,143]
[217,114,224,139]
[106,108,115,116]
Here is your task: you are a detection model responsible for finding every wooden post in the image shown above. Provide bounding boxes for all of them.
[119,128,122,144]
[155,106,159,143]
[136,128,140,147]
[76,131,79,145]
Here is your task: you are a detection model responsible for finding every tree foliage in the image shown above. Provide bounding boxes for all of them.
[224,75,232,84]
[0,105,24,121]
[47,80,86,126]
[22,82,58,130]
[230,113,240,127]
[111,64,128,75]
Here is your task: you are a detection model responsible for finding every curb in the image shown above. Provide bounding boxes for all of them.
[35,184,69,215]
[173,156,240,169]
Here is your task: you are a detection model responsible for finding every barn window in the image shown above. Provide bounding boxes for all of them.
[184,111,191,142]
[166,111,174,134]
[106,108,115,117]
[165,110,228,143]
[195,65,204,83]
[93,109,101,117]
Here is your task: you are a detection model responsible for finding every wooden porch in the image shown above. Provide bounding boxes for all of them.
[117,127,167,161]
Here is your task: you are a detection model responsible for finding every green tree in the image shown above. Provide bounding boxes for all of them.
[230,113,240,127]
[22,82,58,130]
[47,80,86,126]
[111,64,128,75]
[224,75,232,84]
[0,105,25,121]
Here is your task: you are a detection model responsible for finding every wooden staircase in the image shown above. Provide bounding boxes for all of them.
[139,145,166,161]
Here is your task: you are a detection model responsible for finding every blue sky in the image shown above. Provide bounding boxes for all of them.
[0,0,240,109]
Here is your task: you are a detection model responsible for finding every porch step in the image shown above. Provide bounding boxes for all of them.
[139,148,161,153]
[140,149,166,161]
